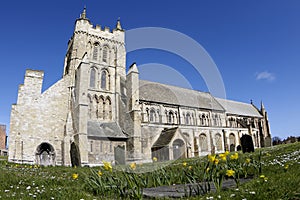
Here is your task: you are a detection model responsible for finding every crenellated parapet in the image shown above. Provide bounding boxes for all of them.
[63,8,126,81]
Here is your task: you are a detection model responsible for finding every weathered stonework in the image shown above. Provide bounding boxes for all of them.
[8,8,271,166]
[0,124,7,156]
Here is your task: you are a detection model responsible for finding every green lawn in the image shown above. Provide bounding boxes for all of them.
[0,142,299,199]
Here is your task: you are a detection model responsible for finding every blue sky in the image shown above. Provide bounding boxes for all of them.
[0,0,299,139]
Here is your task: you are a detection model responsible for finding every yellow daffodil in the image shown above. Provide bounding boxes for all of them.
[226,169,235,177]
[259,175,265,179]
[284,164,289,170]
[245,158,251,164]
[260,175,268,182]
[152,157,157,162]
[103,161,112,172]
[188,166,193,170]
[214,158,219,165]
[230,153,239,160]
[219,153,227,161]
[206,167,210,173]
[183,162,187,167]
[208,154,216,163]
[72,173,79,180]
[224,151,230,156]
[97,171,103,176]
[130,162,137,170]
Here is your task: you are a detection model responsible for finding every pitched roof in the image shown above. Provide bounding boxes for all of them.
[139,80,224,111]
[216,98,262,118]
[152,128,178,148]
[87,121,128,139]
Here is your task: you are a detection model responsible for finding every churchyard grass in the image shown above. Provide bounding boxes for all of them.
[0,142,299,199]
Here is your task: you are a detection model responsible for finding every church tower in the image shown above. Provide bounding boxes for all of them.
[64,8,127,166]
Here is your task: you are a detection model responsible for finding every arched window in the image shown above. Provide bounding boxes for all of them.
[215,133,222,151]
[199,134,208,151]
[97,96,104,119]
[149,109,156,122]
[90,68,96,88]
[102,46,108,63]
[104,97,112,120]
[101,70,107,90]
[213,114,219,126]
[168,111,174,124]
[93,43,99,60]
[200,114,205,126]
[186,113,191,125]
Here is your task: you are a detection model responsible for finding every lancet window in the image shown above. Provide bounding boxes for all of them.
[87,94,112,121]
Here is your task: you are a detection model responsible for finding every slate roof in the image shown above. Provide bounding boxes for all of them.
[216,98,262,118]
[139,80,224,111]
[152,128,178,148]
[87,121,128,139]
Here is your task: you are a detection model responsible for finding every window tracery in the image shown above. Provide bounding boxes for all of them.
[102,46,109,63]
[199,133,208,151]
[89,68,96,88]
[92,43,99,60]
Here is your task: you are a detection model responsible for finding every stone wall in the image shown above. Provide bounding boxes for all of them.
[9,70,71,165]
[0,125,6,150]
[87,139,126,165]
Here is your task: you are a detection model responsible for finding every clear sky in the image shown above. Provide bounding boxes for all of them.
[0,0,299,139]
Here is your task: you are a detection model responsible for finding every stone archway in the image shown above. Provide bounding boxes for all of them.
[172,139,185,160]
[36,143,55,166]
[240,135,254,153]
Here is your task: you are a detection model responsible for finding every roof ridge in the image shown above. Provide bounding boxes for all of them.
[215,97,252,106]
[139,79,210,95]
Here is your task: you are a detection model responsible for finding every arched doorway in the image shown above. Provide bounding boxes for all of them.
[70,142,81,167]
[240,135,254,153]
[36,143,55,166]
[172,139,185,160]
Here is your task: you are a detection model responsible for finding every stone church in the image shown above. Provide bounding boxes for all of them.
[8,9,271,166]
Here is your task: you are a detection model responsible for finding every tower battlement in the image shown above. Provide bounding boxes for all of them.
[74,8,124,44]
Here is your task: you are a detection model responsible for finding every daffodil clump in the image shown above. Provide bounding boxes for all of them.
[202,151,257,191]
[103,161,112,172]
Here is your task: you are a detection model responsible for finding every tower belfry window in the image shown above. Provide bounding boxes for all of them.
[93,44,99,60]
[102,46,108,63]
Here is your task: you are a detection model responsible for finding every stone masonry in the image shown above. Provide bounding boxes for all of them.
[8,8,271,166]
